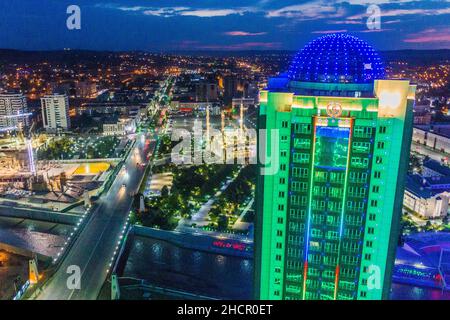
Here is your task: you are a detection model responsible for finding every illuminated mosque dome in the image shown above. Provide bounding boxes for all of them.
[288,33,385,84]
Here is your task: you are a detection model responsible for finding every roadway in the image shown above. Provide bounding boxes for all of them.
[34,132,155,300]
[4,78,172,300]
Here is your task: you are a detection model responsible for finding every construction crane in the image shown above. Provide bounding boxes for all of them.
[0,112,32,141]
[0,112,36,176]
[25,120,37,176]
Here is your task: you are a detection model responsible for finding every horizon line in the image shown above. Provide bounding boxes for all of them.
[1,48,450,54]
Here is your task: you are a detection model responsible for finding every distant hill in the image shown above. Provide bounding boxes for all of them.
[380,49,450,64]
[165,49,450,62]
[0,49,122,64]
[0,48,449,64]
[165,50,295,57]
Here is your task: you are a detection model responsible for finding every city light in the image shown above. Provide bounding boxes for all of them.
[0,1,448,305]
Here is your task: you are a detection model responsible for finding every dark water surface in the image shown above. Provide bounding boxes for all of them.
[1,221,449,300]
[0,217,70,258]
[123,236,450,300]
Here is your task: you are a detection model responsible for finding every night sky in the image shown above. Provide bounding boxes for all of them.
[0,0,449,51]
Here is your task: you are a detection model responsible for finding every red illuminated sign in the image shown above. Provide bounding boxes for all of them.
[212,240,251,252]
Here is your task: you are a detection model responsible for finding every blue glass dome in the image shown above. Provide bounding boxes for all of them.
[288,34,385,84]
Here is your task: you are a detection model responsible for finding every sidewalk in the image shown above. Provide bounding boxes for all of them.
[232,198,254,231]
[176,176,236,229]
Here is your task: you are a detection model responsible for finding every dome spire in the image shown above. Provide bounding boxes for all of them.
[288,33,385,84]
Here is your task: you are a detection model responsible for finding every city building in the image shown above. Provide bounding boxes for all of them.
[195,82,218,102]
[75,81,97,98]
[413,105,432,125]
[223,75,245,103]
[75,102,145,119]
[41,94,71,132]
[170,100,221,115]
[404,159,450,219]
[255,34,416,300]
[0,93,29,131]
[423,159,450,178]
[413,125,450,156]
[102,116,136,136]
[46,81,72,96]
[232,98,256,110]
[404,175,449,219]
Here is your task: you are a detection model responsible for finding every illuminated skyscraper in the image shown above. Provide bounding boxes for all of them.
[255,34,416,300]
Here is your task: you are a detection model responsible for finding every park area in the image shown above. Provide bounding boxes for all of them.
[37,135,129,160]
[132,112,256,233]
[133,163,240,230]
[132,160,256,233]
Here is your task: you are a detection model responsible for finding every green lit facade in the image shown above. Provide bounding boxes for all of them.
[254,36,416,300]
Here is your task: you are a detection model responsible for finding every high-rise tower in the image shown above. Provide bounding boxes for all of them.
[255,34,415,300]
[0,93,29,131]
[41,94,71,132]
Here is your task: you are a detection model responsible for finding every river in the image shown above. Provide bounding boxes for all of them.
[0,222,449,300]
[122,236,450,300]
[0,217,70,258]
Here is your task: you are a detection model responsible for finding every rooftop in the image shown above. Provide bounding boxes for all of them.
[288,34,385,84]
[423,159,450,176]
[406,173,450,198]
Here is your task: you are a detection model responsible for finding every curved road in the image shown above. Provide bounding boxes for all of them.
[34,132,155,300]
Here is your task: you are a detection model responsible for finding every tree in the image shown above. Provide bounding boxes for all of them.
[217,214,229,231]
[161,186,169,197]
